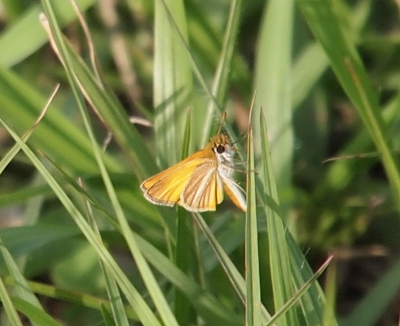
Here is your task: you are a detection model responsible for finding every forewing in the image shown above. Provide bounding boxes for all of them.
[141,157,208,206]
[181,163,224,212]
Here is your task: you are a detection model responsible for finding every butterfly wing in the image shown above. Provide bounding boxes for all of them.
[140,156,209,207]
[220,174,247,212]
[181,162,224,212]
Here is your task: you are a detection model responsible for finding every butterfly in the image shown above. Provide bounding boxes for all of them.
[140,134,247,212]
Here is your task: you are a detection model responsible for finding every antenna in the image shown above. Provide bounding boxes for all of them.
[217,112,227,135]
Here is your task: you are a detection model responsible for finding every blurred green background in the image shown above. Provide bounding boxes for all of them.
[1,0,400,325]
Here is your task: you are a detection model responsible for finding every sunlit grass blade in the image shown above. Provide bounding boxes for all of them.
[245,123,262,325]
[286,234,326,324]
[296,0,400,203]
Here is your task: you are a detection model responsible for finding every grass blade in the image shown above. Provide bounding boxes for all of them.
[154,0,193,165]
[245,123,262,325]
[0,276,23,326]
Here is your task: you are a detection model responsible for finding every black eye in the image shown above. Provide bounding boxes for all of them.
[216,145,225,154]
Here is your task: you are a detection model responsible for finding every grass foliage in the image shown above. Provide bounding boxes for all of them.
[0,0,400,325]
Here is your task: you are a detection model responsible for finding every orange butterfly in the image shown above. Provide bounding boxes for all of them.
[140,134,246,212]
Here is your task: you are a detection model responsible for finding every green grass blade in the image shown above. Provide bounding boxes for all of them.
[267,257,332,326]
[254,0,294,195]
[0,277,23,326]
[0,236,42,311]
[259,110,297,325]
[154,0,193,165]
[84,194,130,326]
[245,125,262,325]
[11,298,61,326]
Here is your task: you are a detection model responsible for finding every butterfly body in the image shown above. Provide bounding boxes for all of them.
[140,134,246,212]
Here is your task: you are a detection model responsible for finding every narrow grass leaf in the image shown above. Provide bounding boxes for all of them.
[259,110,297,325]
[174,111,195,325]
[267,257,332,326]
[154,0,193,165]
[0,236,43,313]
[11,297,61,326]
[100,304,116,326]
[82,185,130,326]
[245,125,262,325]
[4,278,139,320]
[0,277,23,326]
[322,260,337,326]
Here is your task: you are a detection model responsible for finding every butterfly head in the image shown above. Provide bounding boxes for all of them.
[210,134,236,166]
